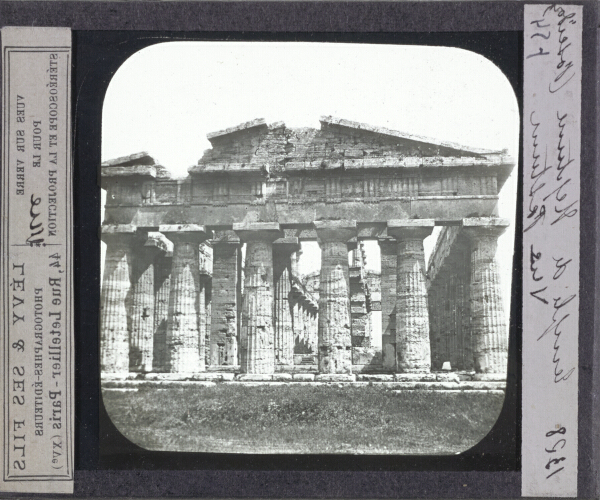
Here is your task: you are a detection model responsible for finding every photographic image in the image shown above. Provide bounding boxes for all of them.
[99,41,518,455]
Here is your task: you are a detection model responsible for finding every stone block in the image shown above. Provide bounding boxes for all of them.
[207,118,267,140]
[459,382,506,391]
[472,373,507,382]
[436,373,460,383]
[235,374,273,382]
[150,372,192,381]
[187,373,234,381]
[315,374,356,382]
[394,373,436,382]
[382,343,396,370]
[151,380,216,388]
[352,347,381,365]
[389,383,431,391]
[272,373,293,381]
[294,354,317,365]
[351,363,387,374]
[292,373,316,381]
[357,374,394,382]
[457,371,475,381]
[101,373,131,382]
[207,365,239,373]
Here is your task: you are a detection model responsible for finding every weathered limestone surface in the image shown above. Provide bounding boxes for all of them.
[426,225,473,371]
[199,241,213,365]
[235,222,283,374]
[315,220,356,374]
[100,225,136,374]
[273,238,300,366]
[463,219,509,374]
[388,220,434,373]
[378,237,397,370]
[290,271,319,363]
[161,225,209,373]
[100,118,516,380]
[129,233,168,372]
[153,252,172,372]
[210,232,241,367]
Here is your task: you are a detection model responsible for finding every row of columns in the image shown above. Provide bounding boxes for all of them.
[101,218,509,376]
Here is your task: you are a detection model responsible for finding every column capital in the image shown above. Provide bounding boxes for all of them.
[462,218,509,239]
[159,224,211,244]
[100,224,136,243]
[211,230,241,246]
[143,231,174,256]
[387,219,435,240]
[314,219,357,243]
[273,236,301,254]
[377,236,397,252]
[233,221,283,242]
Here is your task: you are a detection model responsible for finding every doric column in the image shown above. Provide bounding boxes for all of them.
[129,231,172,373]
[160,224,210,374]
[273,237,300,367]
[234,222,283,374]
[210,231,241,367]
[291,285,306,354]
[100,224,136,374]
[309,309,318,353]
[388,219,435,373]
[314,220,356,374]
[463,218,509,374]
[199,241,213,366]
[427,280,443,370]
[378,237,397,370]
[153,247,173,372]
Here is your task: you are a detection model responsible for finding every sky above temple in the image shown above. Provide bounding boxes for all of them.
[102,41,519,177]
[101,41,518,315]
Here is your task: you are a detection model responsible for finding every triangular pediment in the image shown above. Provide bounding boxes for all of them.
[190,117,513,179]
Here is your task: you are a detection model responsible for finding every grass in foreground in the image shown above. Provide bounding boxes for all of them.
[102,384,504,454]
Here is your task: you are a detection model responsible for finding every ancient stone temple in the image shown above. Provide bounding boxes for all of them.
[100,116,515,378]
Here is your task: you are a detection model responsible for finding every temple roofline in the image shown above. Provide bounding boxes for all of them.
[319,116,505,157]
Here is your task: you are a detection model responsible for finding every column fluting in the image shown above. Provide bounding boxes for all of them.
[463,218,509,374]
[161,224,210,374]
[273,237,300,368]
[234,222,283,374]
[378,237,397,370]
[388,219,435,373]
[315,220,356,374]
[210,231,241,367]
[153,249,173,372]
[129,231,171,373]
[100,224,136,375]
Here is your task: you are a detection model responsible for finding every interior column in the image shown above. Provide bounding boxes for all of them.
[153,244,173,372]
[378,237,397,370]
[314,220,356,374]
[273,237,300,368]
[234,222,283,374]
[209,231,241,368]
[160,224,210,374]
[129,230,171,373]
[388,219,435,373]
